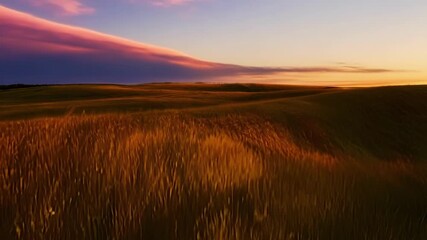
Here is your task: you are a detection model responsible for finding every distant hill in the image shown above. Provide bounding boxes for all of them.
[1,83,426,161]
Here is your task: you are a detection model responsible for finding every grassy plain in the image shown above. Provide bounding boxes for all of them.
[1,83,427,239]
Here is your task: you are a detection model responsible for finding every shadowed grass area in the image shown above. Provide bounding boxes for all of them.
[1,83,427,239]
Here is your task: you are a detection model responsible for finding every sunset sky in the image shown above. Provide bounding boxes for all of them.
[1,0,427,86]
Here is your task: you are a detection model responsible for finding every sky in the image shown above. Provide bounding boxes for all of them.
[1,0,427,86]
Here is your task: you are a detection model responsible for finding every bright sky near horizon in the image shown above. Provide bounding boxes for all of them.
[1,0,427,86]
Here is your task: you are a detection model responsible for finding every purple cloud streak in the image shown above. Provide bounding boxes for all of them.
[0,6,395,85]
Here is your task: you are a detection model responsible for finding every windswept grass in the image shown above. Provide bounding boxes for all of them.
[1,84,427,239]
[1,112,427,239]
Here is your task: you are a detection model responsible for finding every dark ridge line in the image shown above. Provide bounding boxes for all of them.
[0,84,50,90]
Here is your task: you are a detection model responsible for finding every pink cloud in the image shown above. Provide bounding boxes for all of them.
[128,0,203,7]
[0,6,396,85]
[146,0,194,7]
[26,0,202,15]
[0,5,214,66]
[30,0,95,16]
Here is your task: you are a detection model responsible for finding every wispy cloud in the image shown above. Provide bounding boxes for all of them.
[139,0,195,7]
[0,6,397,85]
[30,0,95,16]
[274,66,394,74]
[28,0,200,15]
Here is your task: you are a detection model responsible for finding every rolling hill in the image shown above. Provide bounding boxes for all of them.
[1,84,426,239]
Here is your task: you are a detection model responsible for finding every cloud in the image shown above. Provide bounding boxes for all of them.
[271,66,394,74]
[0,6,396,85]
[28,0,200,15]
[136,0,195,7]
[30,0,95,15]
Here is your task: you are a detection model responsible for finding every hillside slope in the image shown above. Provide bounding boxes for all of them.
[1,84,426,161]
[1,84,427,239]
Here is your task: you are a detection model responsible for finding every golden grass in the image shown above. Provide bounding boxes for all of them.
[1,113,426,239]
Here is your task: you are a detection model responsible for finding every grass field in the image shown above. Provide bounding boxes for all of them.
[1,83,427,239]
